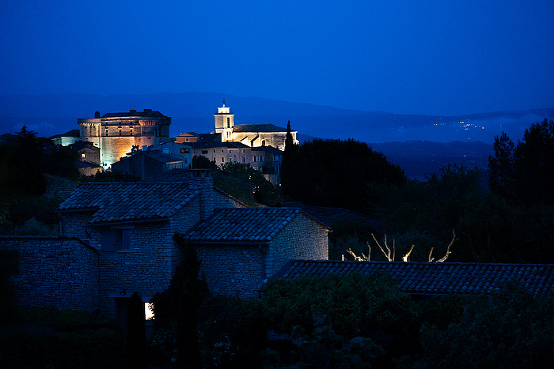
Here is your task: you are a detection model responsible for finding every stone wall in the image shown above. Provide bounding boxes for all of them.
[266,213,329,277]
[214,189,246,209]
[0,236,99,312]
[190,213,329,298]
[195,244,265,298]
[60,210,198,318]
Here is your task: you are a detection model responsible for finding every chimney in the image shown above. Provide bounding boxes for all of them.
[191,169,215,220]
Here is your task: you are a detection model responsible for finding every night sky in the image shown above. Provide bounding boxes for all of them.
[1,1,553,116]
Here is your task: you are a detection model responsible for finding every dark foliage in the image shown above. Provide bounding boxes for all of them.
[489,118,554,206]
[253,272,421,366]
[409,282,554,369]
[0,307,125,369]
[0,128,47,201]
[328,220,379,260]
[150,244,208,367]
[0,250,21,327]
[192,155,218,170]
[0,127,81,202]
[80,169,140,182]
[281,138,406,213]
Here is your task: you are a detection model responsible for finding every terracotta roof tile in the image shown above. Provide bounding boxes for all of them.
[274,260,554,295]
[58,182,198,224]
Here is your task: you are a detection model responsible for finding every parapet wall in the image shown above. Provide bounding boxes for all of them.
[0,236,100,312]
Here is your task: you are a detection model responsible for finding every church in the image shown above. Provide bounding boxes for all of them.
[212,100,298,151]
[76,102,297,171]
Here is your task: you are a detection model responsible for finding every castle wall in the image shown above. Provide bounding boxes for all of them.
[78,110,170,168]
[0,236,99,312]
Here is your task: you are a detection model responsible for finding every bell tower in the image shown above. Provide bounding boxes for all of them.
[214,99,234,142]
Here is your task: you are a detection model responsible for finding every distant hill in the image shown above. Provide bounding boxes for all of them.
[0,92,552,144]
[371,141,494,181]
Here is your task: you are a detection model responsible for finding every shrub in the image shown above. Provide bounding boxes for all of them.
[0,307,125,369]
[413,282,554,369]
[254,272,421,362]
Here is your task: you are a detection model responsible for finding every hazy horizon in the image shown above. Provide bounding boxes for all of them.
[1,91,552,144]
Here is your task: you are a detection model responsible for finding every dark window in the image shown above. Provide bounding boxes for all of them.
[202,150,208,154]
[180,148,190,153]
[101,228,130,251]
[116,229,130,251]
[101,228,115,251]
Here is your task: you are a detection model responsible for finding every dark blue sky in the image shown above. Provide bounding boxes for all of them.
[1,1,553,116]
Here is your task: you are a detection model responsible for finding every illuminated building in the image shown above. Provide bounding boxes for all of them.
[78,109,170,169]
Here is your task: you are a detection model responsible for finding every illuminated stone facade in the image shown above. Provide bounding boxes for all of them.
[78,109,171,168]
[213,101,298,151]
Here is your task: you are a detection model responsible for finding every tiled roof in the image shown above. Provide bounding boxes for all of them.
[140,150,183,164]
[251,146,283,154]
[140,168,205,183]
[233,124,289,133]
[49,129,80,139]
[179,208,307,244]
[189,141,251,149]
[101,110,166,118]
[196,133,222,143]
[274,260,554,295]
[280,202,385,233]
[58,182,198,224]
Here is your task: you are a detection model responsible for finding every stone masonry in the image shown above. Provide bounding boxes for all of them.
[0,236,99,312]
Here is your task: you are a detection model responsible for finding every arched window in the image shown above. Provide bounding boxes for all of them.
[227,117,230,128]
[261,140,266,146]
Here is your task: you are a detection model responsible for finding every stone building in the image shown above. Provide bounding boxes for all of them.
[2,169,330,321]
[250,146,283,185]
[111,150,184,180]
[213,101,298,151]
[69,141,102,176]
[0,236,99,311]
[177,207,329,297]
[78,109,171,169]
[190,141,253,167]
[50,129,80,146]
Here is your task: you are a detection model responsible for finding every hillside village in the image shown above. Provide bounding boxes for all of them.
[51,100,298,186]
[1,105,554,368]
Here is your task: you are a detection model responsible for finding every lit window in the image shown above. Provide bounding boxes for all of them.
[145,303,154,320]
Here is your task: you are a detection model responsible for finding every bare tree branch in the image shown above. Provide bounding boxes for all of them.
[437,230,456,262]
[402,244,415,262]
[372,233,393,261]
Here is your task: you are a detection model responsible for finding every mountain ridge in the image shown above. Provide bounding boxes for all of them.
[0,92,552,143]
